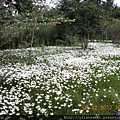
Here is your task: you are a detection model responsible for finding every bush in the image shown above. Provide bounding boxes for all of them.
[55,39,64,46]
[65,36,80,46]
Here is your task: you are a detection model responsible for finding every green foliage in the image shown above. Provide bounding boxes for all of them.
[66,36,79,46]
[0,0,119,49]
[55,0,117,49]
[0,0,75,49]
[55,39,65,46]
[114,6,120,19]
[107,20,120,44]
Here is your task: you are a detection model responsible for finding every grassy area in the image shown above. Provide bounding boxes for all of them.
[0,42,120,115]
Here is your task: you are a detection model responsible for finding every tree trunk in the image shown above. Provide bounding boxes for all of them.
[80,32,88,50]
[31,30,34,47]
[83,38,88,50]
[83,34,88,50]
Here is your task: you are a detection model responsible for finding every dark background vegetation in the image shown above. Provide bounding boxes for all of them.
[0,0,120,50]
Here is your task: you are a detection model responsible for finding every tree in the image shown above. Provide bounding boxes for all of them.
[114,6,120,19]
[55,0,117,49]
[56,0,102,49]
[0,0,74,49]
[0,0,53,49]
[1,0,45,13]
[107,19,120,43]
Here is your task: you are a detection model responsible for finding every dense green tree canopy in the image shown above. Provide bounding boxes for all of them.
[0,0,120,49]
[55,0,116,49]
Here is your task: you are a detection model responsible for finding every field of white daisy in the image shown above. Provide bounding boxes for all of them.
[0,42,120,116]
